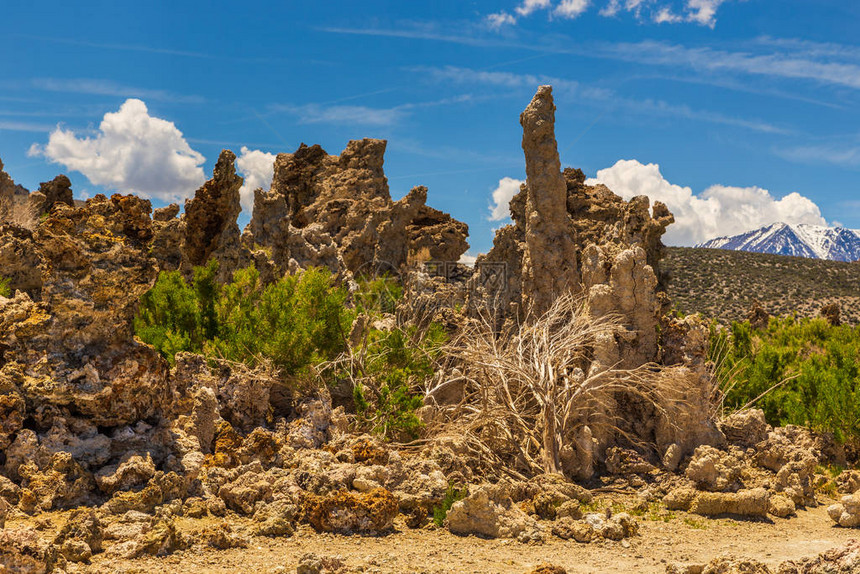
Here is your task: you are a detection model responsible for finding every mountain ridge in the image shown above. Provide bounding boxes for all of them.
[698,222,860,262]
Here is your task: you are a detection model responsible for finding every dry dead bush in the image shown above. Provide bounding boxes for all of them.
[0,198,38,230]
[428,292,682,478]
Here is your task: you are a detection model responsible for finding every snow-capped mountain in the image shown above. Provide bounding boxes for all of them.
[698,223,860,262]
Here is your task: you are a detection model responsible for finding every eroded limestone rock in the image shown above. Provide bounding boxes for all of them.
[519,85,579,317]
[36,175,74,214]
[184,150,244,268]
[300,487,398,533]
[685,446,743,492]
[827,491,860,527]
[446,483,541,539]
[247,139,468,276]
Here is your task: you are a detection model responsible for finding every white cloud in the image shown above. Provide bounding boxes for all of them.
[597,40,860,91]
[602,0,649,17]
[516,0,552,16]
[487,11,517,28]
[653,6,683,23]
[2,120,54,133]
[458,253,478,266]
[684,0,727,27]
[601,0,621,16]
[489,177,525,221]
[274,103,404,126]
[775,144,860,168]
[586,159,826,245]
[29,98,206,203]
[555,0,591,18]
[236,146,276,212]
[272,95,473,128]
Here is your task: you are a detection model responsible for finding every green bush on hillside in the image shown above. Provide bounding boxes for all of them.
[0,277,10,298]
[715,315,860,443]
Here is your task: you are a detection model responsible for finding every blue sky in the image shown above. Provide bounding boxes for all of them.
[2,0,860,254]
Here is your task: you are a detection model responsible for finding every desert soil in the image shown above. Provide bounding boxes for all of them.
[13,495,857,574]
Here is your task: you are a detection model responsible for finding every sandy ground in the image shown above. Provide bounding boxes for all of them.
[17,496,853,574]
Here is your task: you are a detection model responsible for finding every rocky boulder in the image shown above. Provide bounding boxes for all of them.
[300,487,399,533]
[446,483,541,540]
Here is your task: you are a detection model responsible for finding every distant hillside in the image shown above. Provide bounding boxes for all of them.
[662,247,860,324]
[698,222,860,262]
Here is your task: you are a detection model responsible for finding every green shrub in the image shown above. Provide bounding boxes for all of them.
[354,275,402,315]
[0,277,10,298]
[135,262,352,373]
[716,316,860,443]
[209,265,351,373]
[432,484,468,527]
[350,322,446,441]
[133,260,218,362]
[137,261,438,442]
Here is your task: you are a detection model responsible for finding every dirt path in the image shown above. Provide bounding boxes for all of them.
[68,503,856,574]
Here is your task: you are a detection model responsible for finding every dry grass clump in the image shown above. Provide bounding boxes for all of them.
[428,292,681,478]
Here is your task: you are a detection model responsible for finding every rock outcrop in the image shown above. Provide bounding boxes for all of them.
[468,85,714,474]
[474,85,673,369]
[519,86,579,317]
[0,157,16,212]
[35,175,74,214]
[827,491,860,527]
[246,139,469,277]
[184,150,246,273]
[0,195,169,431]
[447,483,541,540]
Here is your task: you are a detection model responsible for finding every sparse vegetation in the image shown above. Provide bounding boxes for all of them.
[136,262,439,441]
[348,324,446,441]
[433,293,682,478]
[324,277,447,442]
[683,516,707,529]
[713,315,860,444]
[0,276,10,298]
[664,247,860,325]
[432,484,469,527]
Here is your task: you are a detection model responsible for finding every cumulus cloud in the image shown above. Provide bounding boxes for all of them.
[29,98,205,203]
[236,146,276,212]
[586,159,827,245]
[555,0,590,18]
[489,177,525,221]
[458,253,478,265]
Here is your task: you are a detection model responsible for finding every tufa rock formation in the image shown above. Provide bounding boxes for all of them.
[519,85,579,317]
[475,85,674,368]
[0,158,15,211]
[246,139,468,276]
[467,85,715,473]
[35,174,74,215]
[184,149,245,270]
